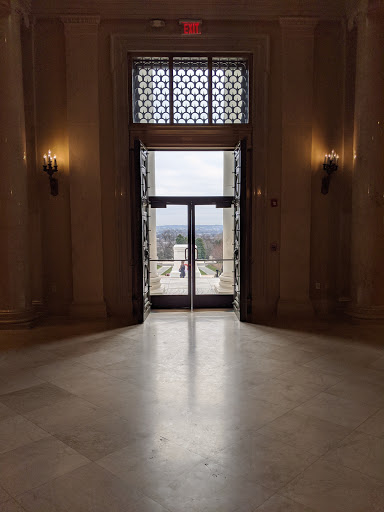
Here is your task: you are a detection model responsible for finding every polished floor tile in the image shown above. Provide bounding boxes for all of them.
[254,494,316,511]
[144,459,273,512]
[32,360,91,382]
[0,403,16,421]
[248,379,323,408]
[276,365,342,389]
[24,395,110,435]
[98,434,204,489]
[17,463,144,512]
[0,382,72,414]
[0,436,88,496]
[280,459,384,512]
[0,348,59,372]
[217,394,292,436]
[326,378,384,407]
[0,312,382,511]
[256,410,351,455]
[0,415,49,454]
[0,369,44,396]
[235,356,298,379]
[263,345,322,365]
[56,414,146,461]
[156,410,247,458]
[294,391,379,429]
[358,408,384,438]
[0,498,26,512]
[212,433,317,491]
[304,353,384,381]
[0,485,11,504]
[97,358,156,380]
[43,367,124,397]
[323,430,384,482]
[131,496,173,511]
[66,347,130,369]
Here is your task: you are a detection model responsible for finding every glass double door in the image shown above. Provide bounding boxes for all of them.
[149,197,234,310]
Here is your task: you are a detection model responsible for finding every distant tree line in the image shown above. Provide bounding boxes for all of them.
[157,230,222,261]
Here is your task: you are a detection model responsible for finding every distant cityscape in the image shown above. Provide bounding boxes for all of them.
[156,225,223,260]
[157,225,223,236]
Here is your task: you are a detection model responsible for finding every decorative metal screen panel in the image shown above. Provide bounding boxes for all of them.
[233,142,242,316]
[139,143,151,317]
[212,58,249,124]
[131,56,249,124]
[132,57,170,124]
[173,57,209,124]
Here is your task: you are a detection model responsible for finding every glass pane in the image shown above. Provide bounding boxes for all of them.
[212,57,249,124]
[149,205,190,296]
[194,205,234,296]
[152,151,225,196]
[173,57,209,124]
[132,57,170,124]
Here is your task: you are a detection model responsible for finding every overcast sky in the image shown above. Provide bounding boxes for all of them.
[153,151,225,225]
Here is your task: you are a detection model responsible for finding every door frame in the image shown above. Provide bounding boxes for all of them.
[149,196,235,311]
[131,138,252,322]
[112,33,269,323]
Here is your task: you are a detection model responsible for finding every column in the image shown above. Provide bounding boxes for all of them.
[216,151,234,294]
[0,1,34,327]
[62,16,106,317]
[277,17,317,317]
[348,8,384,318]
[148,152,163,293]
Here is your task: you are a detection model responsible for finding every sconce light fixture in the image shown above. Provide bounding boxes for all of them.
[321,150,339,195]
[42,149,58,196]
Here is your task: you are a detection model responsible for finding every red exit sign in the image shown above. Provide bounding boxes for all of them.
[179,20,202,35]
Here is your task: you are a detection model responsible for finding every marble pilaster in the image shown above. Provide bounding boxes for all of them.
[62,16,106,317]
[0,2,34,326]
[277,17,317,317]
[348,9,384,318]
[147,152,162,292]
[216,151,234,294]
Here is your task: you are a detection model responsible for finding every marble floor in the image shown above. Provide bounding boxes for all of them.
[0,311,383,511]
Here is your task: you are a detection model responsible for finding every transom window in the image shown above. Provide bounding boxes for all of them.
[131,55,250,125]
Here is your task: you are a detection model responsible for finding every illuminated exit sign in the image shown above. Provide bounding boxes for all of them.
[179,20,202,35]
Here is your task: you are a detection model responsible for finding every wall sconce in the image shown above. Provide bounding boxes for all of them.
[321,150,339,195]
[42,149,58,196]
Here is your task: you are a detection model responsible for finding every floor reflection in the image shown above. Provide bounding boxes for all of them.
[0,312,383,511]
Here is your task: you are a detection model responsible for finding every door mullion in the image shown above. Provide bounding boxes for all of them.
[169,58,174,125]
[190,203,195,311]
[208,56,212,124]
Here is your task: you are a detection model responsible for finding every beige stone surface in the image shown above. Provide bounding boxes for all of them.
[0,10,32,326]
[0,313,381,510]
[0,415,49,454]
[278,18,317,317]
[63,17,106,318]
[281,459,384,512]
[0,436,88,496]
[349,11,384,318]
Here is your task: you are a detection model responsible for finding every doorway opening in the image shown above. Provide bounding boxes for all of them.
[148,151,235,311]
[134,140,246,321]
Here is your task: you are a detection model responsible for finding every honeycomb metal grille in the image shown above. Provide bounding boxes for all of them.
[132,56,249,124]
[212,58,249,124]
[132,57,170,124]
[173,57,209,124]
